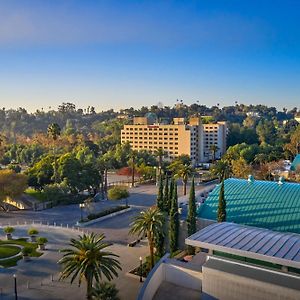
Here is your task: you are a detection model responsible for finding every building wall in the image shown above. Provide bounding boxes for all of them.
[202,122,227,161]
[138,259,202,300]
[202,261,300,300]
[121,123,191,161]
[121,117,227,164]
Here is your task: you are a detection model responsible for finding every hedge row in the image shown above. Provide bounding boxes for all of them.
[82,205,130,222]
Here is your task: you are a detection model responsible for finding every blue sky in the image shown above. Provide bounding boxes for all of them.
[0,0,300,111]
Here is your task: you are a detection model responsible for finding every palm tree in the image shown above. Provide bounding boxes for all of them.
[173,163,194,196]
[128,150,137,187]
[58,233,121,300]
[154,148,166,175]
[211,159,231,181]
[47,123,61,183]
[129,206,164,269]
[47,122,61,141]
[209,144,219,162]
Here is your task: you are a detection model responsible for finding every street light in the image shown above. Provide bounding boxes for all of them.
[79,203,85,222]
[13,274,18,300]
[139,256,143,282]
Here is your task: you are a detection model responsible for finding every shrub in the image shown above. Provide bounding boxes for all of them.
[22,246,33,256]
[36,237,48,245]
[91,282,120,300]
[108,186,129,200]
[4,226,15,234]
[28,228,39,236]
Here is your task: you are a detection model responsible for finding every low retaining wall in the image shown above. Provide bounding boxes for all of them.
[77,207,132,227]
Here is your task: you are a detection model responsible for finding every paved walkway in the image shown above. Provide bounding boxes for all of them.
[0,225,148,300]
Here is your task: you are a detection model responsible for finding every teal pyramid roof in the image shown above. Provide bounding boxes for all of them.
[198,178,300,234]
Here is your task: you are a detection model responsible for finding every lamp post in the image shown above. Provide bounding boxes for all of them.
[199,172,203,184]
[13,274,18,300]
[79,203,85,222]
[139,256,143,282]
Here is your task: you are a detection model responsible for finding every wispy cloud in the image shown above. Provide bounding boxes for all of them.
[0,1,270,49]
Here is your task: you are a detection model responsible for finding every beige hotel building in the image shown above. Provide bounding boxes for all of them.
[121,115,227,165]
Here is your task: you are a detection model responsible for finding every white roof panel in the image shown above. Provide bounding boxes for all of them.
[186,222,300,269]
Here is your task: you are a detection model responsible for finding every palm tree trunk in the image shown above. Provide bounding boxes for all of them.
[104,168,108,195]
[131,161,135,188]
[86,277,93,300]
[148,233,154,269]
[183,180,187,196]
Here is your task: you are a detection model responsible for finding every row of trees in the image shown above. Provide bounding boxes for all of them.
[130,175,198,270]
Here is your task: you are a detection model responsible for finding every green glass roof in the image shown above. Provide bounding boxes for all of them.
[198,178,300,234]
[291,154,300,171]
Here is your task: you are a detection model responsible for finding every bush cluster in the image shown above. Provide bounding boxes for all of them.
[107,186,129,200]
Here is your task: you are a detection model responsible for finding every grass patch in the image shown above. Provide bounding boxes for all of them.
[25,188,48,202]
[0,256,22,268]
[0,238,42,268]
[0,245,20,259]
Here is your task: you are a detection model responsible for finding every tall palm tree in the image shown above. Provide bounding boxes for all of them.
[128,150,137,187]
[154,148,166,175]
[58,233,121,300]
[129,206,164,269]
[173,164,194,196]
[211,159,231,181]
[209,144,219,162]
[47,123,61,183]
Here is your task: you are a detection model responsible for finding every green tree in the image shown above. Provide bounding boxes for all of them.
[0,169,28,211]
[168,178,174,213]
[217,179,226,222]
[156,175,164,210]
[154,148,166,174]
[130,206,164,269]
[210,159,231,181]
[58,233,121,300]
[107,186,129,206]
[163,176,169,212]
[47,122,61,183]
[186,178,196,254]
[26,155,54,190]
[57,153,82,193]
[231,157,252,179]
[169,183,179,255]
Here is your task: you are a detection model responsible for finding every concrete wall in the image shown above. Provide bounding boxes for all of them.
[203,264,300,300]
[138,258,202,300]
[164,263,202,291]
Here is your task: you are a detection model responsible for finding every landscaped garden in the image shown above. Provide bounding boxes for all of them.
[0,227,44,268]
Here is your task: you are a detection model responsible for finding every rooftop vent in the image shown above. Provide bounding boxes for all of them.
[278,176,285,185]
[248,175,254,183]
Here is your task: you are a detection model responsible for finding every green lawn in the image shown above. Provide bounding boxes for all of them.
[0,245,20,259]
[0,238,42,268]
[25,188,48,202]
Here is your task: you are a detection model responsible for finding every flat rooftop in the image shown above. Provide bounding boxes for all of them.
[186,222,300,269]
